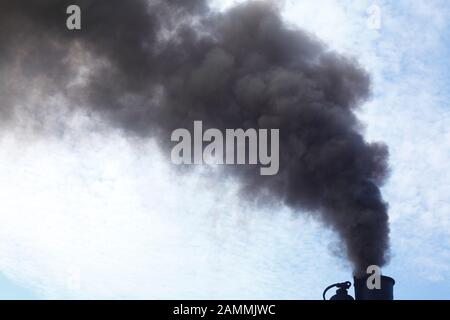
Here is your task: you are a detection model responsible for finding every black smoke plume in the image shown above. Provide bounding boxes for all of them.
[0,0,390,275]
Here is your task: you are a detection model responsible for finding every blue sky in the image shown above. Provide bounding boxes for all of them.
[0,274,36,300]
[0,0,449,299]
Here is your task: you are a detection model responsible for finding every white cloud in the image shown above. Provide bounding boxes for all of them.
[0,113,350,299]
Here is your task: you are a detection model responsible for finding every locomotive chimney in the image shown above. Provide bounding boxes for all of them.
[353,275,395,300]
[323,276,395,300]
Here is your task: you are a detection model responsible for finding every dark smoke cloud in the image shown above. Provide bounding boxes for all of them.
[0,0,390,275]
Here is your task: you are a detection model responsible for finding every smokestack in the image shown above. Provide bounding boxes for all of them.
[354,275,395,300]
[323,275,395,300]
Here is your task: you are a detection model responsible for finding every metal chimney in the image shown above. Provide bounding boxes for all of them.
[353,275,395,300]
[323,275,395,300]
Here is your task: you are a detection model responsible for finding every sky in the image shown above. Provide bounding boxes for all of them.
[0,0,449,299]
